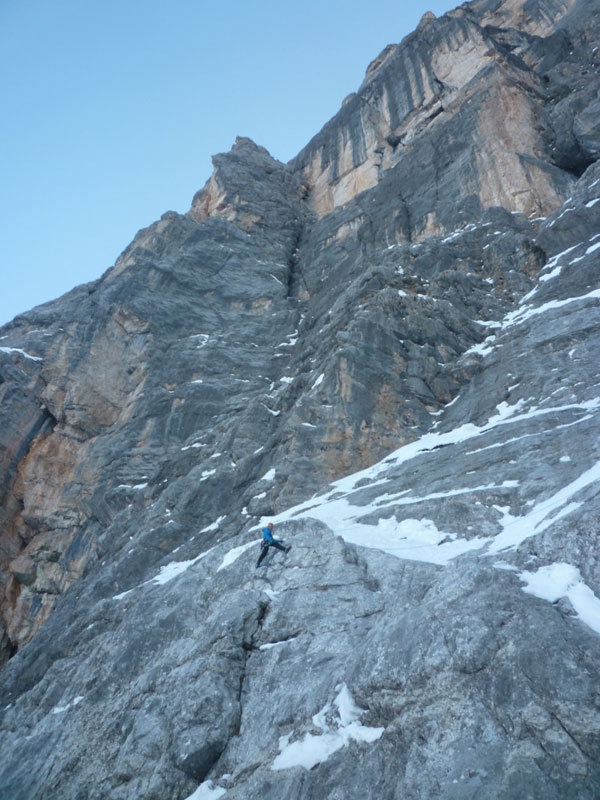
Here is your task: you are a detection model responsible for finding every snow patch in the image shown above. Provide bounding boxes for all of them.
[51,696,83,715]
[217,540,258,572]
[261,468,276,482]
[441,223,477,243]
[259,637,297,650]
[201,516,226,533]
[503,288,600,330]
[464,336,496,358]
[519,563,600,635]
[262,404,280,416]
[190,334,210,348]
[184,780,226,800]
[271,684,384,771]
[489,459,600,553]
[0,346,42,362]
[113,547,216,599]
[277,330,299,348]
[150,550,213,586]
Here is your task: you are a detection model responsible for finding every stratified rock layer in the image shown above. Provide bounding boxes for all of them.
[0,0,599,798]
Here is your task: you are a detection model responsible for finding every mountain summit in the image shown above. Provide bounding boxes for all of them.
[1,0,600,798]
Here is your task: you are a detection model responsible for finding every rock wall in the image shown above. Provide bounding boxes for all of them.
[0,0,599,797]
[289,0,580,225]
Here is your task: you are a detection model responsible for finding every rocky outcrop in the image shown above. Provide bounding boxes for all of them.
[0,0,599,798]
[289,0,582,224]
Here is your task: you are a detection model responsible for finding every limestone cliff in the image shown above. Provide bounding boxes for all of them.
[289,0,583,224]
[0,0,600,798]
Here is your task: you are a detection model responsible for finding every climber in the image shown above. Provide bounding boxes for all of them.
[256,522,291,568]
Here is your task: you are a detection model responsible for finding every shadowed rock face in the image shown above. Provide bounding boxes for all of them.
[0,0,600,798]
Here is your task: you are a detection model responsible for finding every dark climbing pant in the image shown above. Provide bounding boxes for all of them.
[256,540,287,567]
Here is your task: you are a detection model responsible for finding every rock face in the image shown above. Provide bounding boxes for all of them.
[290,0,580,221]
[0,0,600,798]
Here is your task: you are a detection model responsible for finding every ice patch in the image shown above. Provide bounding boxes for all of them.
[493,562,519,572]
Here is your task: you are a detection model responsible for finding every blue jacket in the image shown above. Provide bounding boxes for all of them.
[262,526,276,543]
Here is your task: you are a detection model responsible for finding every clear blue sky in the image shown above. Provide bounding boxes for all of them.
[0,0,457,326]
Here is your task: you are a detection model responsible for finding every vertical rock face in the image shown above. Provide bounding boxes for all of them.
[289,0,580,224]
[0,0,600,798]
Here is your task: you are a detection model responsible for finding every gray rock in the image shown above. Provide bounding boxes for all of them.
[1,0,600,798]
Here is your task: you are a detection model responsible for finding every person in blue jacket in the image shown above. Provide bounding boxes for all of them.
[256,522,290,568]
